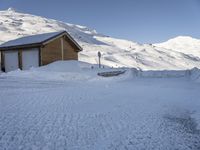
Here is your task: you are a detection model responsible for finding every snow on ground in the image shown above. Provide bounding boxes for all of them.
[0,8,200,150]
[1,61,125,82]
[0,61,200,150]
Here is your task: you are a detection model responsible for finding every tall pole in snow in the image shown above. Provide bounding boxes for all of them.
[98,51,101,68]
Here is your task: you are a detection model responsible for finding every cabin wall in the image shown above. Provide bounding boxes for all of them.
[41,36,78,65]
[40,38,62,65]
[63,37,78,60]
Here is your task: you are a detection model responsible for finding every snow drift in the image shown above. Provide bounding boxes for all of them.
[2,60,200,84]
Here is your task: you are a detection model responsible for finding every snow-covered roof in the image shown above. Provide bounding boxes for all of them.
[0,31,82,51]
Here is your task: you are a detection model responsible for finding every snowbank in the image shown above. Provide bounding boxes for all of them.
[136,70,189,78]
[35,60,96,72]
[189,67,200,82]
[2,61,200,82]
[1,61,97,81]
[1,61,123,82]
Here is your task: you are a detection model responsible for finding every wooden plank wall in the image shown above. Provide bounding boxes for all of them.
[63,37,78,60]
[41,36,78,65]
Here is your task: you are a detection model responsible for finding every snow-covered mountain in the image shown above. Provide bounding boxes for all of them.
[155,36,200,57]
[0,8,200,70]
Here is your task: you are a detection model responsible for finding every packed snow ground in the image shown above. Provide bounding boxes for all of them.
[0,61,200,150]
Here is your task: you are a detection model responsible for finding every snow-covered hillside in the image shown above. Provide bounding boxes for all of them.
[0,8,200,70]
[155,36,200,57]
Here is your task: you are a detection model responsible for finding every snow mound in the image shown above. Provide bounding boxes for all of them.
[137,70,188,78]
[189,67,200,82]
[35,60,96,72]
[3,61,99,81]
[3,60,200,82]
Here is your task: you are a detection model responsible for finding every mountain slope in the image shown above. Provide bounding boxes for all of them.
[0,8,200,70]
[155,36,200,57]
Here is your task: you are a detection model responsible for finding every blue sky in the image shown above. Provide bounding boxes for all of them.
[0,0,200,43]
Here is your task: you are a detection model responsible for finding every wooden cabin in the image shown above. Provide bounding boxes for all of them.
[0,31,82,72]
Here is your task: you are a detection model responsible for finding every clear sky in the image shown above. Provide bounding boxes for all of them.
[0,0,200,43]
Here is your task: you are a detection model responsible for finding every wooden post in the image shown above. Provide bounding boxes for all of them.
[39,47,42,66]
[1,52,5,72]
[18,50,22,70]
[99,57,101,68]
[98,51,101,68]
[61,38,64,60]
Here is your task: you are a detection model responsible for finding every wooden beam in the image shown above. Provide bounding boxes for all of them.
[18,50,22,70]
[61,37,64,60]
[39,48,42,66]
[43,32,66,45]
[1,52,3,72]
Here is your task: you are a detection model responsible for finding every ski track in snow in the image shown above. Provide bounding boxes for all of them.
[0,77,200,150]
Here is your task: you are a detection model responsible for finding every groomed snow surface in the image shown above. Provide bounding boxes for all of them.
[0,61,200,150]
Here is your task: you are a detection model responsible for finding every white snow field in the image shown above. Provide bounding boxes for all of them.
[0,61,200,150]
[1,8,200,70]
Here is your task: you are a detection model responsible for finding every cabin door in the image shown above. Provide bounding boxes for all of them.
[22,48,39,70]
[4,51,19,72]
